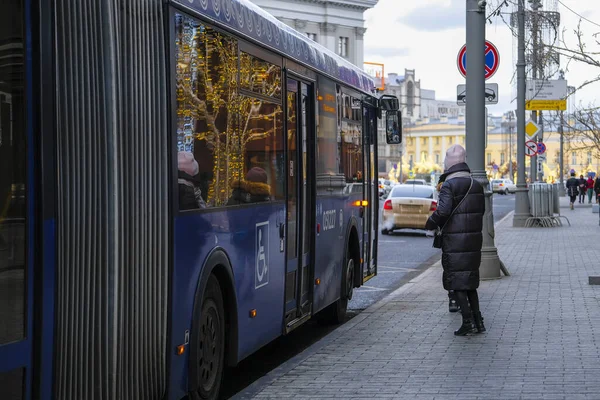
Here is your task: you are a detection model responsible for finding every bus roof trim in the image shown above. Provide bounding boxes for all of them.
[171,0,376,94]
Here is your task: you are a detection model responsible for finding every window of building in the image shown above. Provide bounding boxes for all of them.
[408,154,414,167]
[487,153,491,165]
[588,151,592,165]
[435,137,440,145]
[500,153,505,164]
[175,16,284,209]
[448,137,453,144]
[421,137,427,145]
[407,137,413,146]
[338,36,348,57]
[420,151,428,162]
[461,136,465,144]
[306,32,317,41]
[572,152,577,165]
[435,154,440,164]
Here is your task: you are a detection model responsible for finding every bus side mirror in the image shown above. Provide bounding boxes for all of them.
[379,95,399,112]
[386,111,402,145]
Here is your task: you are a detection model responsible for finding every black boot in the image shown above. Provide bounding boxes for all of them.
[453,290,476,336]
[454,319,476,336]
[473,311,486,333]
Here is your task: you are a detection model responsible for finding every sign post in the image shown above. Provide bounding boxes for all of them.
[464,1,504,279]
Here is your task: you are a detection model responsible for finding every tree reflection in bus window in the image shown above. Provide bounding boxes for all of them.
[174,15,284,208]
[0,0,26,346]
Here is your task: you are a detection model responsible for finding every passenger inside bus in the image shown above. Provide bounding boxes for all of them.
[178,151,207,210]
[228,167,272,205]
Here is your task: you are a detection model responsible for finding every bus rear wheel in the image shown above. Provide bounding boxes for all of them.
[194,275,225,400]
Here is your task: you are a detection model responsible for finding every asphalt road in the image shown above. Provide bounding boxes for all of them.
[224,193,515,399]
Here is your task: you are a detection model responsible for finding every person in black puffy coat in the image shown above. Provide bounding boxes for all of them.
[426,144,485,336]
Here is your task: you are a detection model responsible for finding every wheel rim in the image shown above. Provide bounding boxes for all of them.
[198,299,222,392]
[345,258,354,300]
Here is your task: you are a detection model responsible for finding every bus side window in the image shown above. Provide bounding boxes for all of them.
[175,16,243,209]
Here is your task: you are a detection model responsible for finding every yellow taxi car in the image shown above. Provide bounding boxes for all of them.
[381,184,437,234]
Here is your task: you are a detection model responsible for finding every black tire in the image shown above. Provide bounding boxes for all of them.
[381,228,390,235]
[317,247,355,325]
[194,275,225,400]
[504,189,509,195]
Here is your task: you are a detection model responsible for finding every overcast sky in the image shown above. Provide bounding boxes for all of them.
[363,0,600,116]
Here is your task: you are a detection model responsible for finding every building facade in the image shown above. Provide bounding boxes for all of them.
[400,114,599,184]
[250,0,377,66]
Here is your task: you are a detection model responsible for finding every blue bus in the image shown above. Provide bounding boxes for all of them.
[0,0,401,399]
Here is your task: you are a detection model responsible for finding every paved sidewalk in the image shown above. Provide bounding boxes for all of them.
[234,197,600,400]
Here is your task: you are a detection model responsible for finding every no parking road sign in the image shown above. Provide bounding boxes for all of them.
[457,40,500,80]
[537,142,546,155]
[525,140,538,157]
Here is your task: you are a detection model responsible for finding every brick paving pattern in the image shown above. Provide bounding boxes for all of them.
[235,198,600,399]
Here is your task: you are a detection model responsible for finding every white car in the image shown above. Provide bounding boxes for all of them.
[404,179,427,185]
[491,179,516,194]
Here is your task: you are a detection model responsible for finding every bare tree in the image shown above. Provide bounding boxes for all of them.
[549,20,600,92]
[563,107,600,157]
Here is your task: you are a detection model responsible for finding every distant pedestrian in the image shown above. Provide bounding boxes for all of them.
[426,144,485,336]
[594,176,600,203]
[578,175,586,204]
[586,175,595,204]
[566,172,579,210]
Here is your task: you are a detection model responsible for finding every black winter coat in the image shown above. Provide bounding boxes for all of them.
[566,177,579,197]
[426,163,484,291]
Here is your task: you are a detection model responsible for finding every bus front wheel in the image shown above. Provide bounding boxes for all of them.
[193,274,225,400]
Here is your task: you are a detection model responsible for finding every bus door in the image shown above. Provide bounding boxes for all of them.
[362,104,378,279]
[283,77,314,331]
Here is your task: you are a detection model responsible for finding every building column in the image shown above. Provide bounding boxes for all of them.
[428,136,433,162]
[320,22,337,54]
[415,136,421,164]
[354,27,367,66]
[442,135,447,157]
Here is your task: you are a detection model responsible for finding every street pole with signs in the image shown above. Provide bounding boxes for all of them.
[465,0,505,279]
[513,0,531,227]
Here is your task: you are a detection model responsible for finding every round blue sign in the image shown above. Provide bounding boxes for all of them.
[537,142,546,155]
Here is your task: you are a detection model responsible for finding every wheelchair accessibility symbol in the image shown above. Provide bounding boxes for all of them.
[255,221,269,289]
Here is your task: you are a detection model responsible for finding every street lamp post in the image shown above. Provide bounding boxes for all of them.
[508,111,514,181]
[466,0,505,279]
[513,0,531,227]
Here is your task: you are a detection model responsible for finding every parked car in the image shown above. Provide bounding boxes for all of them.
[404,179,427,185]
[381,184,437,234]
[378,178,393,197]
[491,179,516,194]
